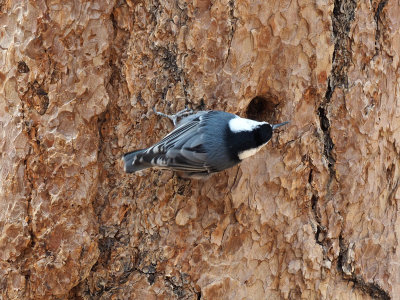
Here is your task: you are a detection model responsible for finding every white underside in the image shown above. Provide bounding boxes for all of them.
[238,143,268,160]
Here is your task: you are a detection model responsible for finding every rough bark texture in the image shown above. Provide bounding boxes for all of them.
[1,0,399,299]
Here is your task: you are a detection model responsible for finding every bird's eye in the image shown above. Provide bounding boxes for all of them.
[256,124,273,144]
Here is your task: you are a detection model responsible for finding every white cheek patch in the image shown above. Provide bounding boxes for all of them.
[229,117,265,133]
[238,143,269,160]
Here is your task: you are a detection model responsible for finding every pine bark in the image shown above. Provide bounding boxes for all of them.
[0,0,399,299]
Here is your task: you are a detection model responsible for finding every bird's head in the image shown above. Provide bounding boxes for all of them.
[228,117,289,160]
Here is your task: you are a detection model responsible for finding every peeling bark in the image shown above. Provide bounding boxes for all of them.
[1,0,400,299]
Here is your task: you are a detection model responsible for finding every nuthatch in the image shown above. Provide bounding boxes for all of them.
[123,108,289,177]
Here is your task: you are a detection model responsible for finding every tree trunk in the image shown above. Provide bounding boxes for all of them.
[1,0,399,299]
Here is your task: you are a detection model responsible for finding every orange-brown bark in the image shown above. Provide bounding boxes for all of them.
[0,0,399,299]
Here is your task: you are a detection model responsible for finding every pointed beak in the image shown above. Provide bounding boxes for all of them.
[272,121,290,130]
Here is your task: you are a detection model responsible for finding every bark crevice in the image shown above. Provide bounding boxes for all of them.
[374,0,388,55]
[19,98,37,298]
[20,100,35,249]
[337,235,390,300]
[324,1,391,298]
[318,0,357,236]
[308,169,326,247]
[224,0,238,65]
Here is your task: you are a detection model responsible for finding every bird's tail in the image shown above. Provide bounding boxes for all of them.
[122,149,152,173]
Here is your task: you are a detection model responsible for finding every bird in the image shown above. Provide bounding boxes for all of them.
[122,107,289,177]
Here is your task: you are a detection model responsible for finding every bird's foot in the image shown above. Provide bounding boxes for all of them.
[153,106,193,126]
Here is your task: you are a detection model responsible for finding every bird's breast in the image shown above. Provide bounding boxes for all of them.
[237,144,267,160]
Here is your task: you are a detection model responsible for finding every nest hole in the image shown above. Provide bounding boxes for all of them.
[245,95,280,122]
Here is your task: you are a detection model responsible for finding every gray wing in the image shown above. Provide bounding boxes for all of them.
[140,111,218,173]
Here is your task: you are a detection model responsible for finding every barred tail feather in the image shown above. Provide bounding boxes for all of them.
[122,149,151,173]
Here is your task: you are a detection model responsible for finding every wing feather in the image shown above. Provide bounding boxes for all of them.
[141,112,213,173]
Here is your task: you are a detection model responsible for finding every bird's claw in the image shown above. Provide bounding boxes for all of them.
[153,106,193,126]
